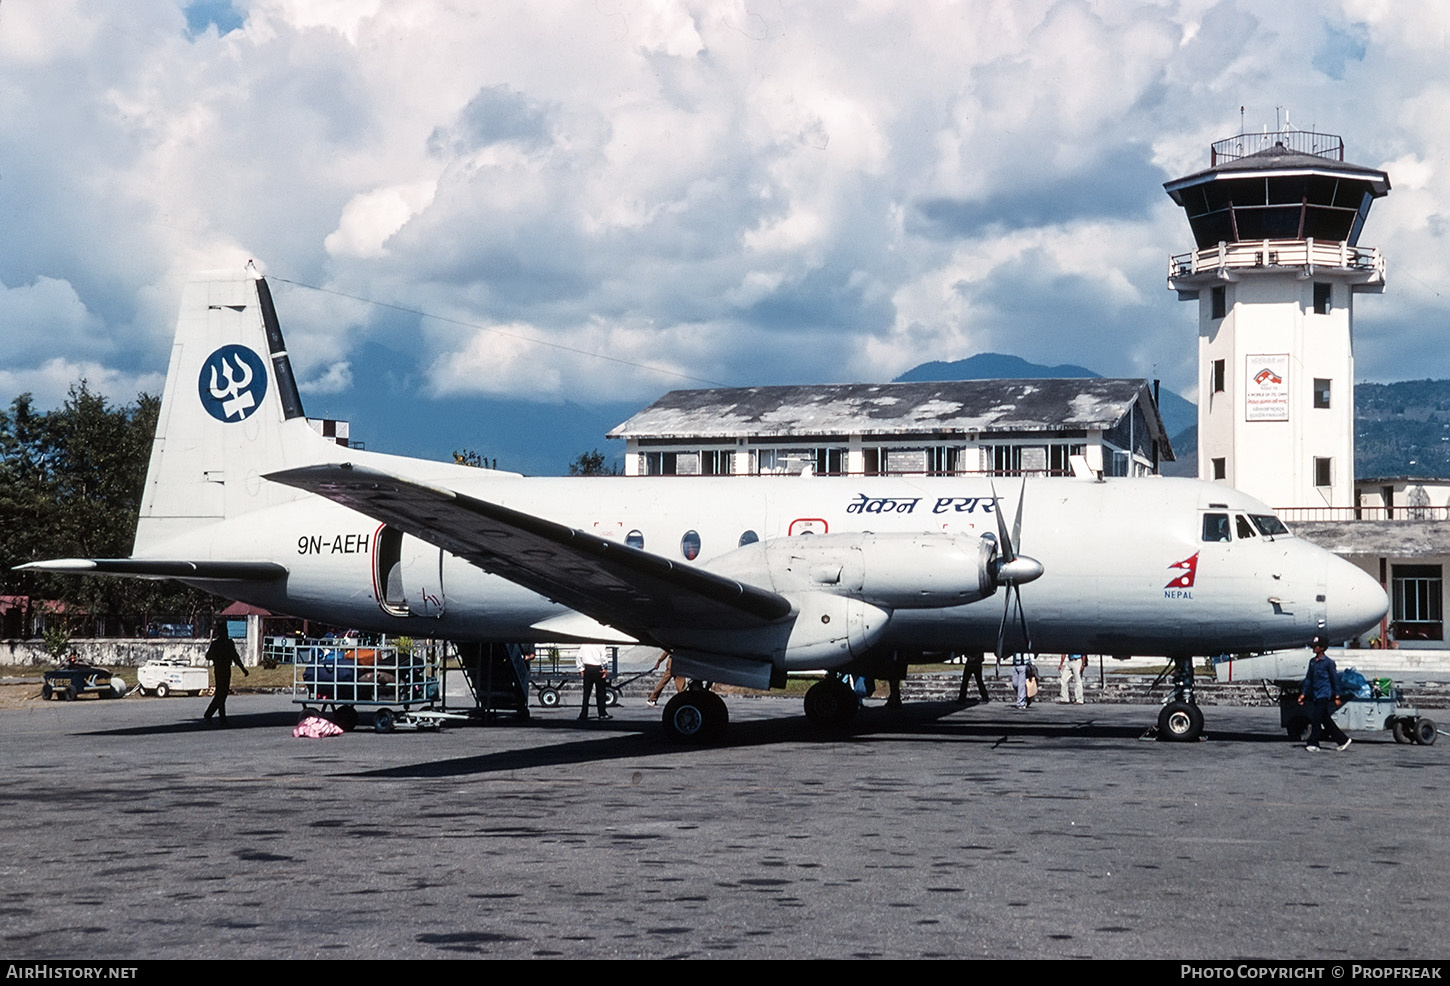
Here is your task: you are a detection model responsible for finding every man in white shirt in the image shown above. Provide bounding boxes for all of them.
[576,643,612,721]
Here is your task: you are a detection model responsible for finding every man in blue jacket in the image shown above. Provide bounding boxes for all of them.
[1298,637,1351,752]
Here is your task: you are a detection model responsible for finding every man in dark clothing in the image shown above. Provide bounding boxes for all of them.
[204,623,248,725]
[956,651,990,704]
[1298,637,1351,752]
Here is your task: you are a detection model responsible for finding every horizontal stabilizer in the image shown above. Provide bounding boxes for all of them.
[267,463,793,638]
[17,559,288,581]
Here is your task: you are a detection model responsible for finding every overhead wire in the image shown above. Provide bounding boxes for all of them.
[267,275,730,390]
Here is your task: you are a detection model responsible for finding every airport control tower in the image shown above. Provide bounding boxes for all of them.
[1165,131,1390,509]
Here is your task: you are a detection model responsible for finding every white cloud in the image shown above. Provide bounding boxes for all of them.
[2,0,1449,440]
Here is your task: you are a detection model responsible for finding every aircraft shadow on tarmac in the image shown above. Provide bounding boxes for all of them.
[82,710,313,737]
[352,700,1288,780]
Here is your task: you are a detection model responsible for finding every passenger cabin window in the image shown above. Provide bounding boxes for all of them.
[738,530,759,547]
[1235,515,1257,539]
[625,530,645,550]
[1202,513,1231,542]
[680,530,701,561]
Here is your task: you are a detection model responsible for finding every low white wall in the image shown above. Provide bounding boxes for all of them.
[0,638,211,668]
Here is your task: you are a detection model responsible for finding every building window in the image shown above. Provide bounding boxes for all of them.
[1313,282,1332,315]
[1048,444,1086,475]
[1314,457,1333,488]
[642,451,677,476]
[814,448,847,476]
[1392,564,1443,641]
[1211,285,1226,320]
[1212,359,1226,394]
[1211,457,1226,480]
[1314,379,1331,409]
[927,446,960,475]
[701,450,734,476]
[989,446,1021,475]
[862,448,884,476]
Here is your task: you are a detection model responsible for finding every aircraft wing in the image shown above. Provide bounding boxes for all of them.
[267,464,793,637]
[17,559,288,581]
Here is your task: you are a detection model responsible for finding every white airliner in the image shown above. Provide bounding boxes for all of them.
[25,268,1388,743]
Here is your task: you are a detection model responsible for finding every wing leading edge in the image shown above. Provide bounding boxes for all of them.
[18,559,288,581]
[266,464,793,639]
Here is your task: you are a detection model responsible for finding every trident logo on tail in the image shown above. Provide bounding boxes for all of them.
[198,345,269,422]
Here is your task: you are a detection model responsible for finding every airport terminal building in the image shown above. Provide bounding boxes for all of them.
[608,378,1174,481]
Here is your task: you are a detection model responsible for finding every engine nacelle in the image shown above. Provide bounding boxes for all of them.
[704,531,997,610]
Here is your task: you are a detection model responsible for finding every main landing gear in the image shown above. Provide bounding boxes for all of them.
[660,686,729,744]
[1155,654,1204,742]
[802,676,860,730]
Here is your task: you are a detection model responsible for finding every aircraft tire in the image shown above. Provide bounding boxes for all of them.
[1392,718,1412,744]
[803,679,859,730]
[1413,718,1437,745]
[1157,701,1203,742]
[702,690,729,742]
[661,691,717,744]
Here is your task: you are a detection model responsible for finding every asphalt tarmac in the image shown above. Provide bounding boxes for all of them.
[1,692,1446,961]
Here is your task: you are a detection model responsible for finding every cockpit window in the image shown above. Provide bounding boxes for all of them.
[1235,515,1257,539]
[1250,514,1290,538]
[1202,513,1231,542]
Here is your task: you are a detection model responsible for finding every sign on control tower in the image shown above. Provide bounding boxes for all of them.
[1165,130,1390,509]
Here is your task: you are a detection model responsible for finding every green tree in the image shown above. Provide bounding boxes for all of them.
[1,384,214,636]
[568,449,619,476]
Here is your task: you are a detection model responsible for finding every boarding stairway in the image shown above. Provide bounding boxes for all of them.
[453,642,532,721]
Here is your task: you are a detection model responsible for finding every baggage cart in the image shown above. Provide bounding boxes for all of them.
[292,637,441,732]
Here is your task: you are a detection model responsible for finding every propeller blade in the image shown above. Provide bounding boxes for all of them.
[989,480,1015,564]
[990,477,1038,659]
[1011,475,1026,556]
[995,584,1013,659]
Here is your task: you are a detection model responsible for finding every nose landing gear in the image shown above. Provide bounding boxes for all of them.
[1155,655,1204,742]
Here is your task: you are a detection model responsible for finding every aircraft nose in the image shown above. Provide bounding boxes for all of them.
[1323,557,1388,640]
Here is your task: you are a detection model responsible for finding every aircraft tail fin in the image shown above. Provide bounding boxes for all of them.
[133,267,334,553]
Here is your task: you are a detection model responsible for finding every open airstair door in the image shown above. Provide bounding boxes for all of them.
[373,525,445,618]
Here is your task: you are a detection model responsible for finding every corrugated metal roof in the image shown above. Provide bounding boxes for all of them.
[609,378,1169,444]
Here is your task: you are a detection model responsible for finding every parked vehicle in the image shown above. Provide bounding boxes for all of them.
[136,658,210,698]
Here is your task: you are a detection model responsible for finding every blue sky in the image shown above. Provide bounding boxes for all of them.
[2,1,1448,473]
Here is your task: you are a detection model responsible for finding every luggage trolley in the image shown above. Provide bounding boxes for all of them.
[292,637,458,732]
